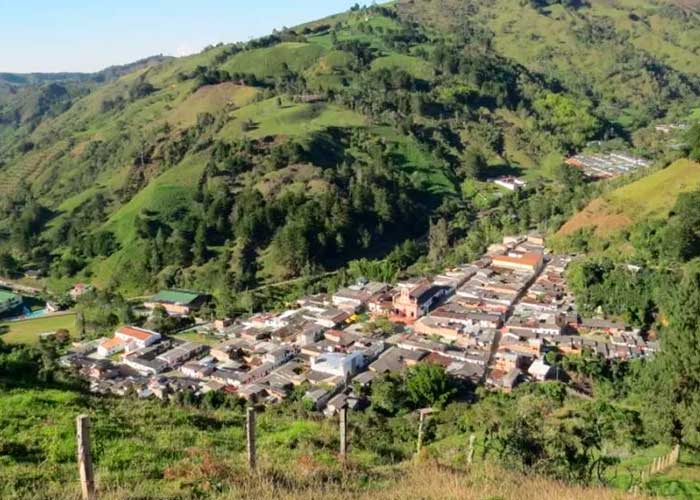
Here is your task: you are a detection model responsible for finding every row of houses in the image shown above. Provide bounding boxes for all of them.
[63,234,660,411]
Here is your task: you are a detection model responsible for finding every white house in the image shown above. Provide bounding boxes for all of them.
[528,359,554,381]
[114,326,161,352]
[311,351,365,378]
[97,337,126,357]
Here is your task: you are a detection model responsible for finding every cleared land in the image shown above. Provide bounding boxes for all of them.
[559,159,700,236]
[0,313,76,345]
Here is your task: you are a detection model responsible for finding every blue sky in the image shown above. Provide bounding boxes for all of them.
[0,0,359,73]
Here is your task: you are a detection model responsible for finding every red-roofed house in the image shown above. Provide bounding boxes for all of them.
[115,326,161,352]
[97,337,126,357]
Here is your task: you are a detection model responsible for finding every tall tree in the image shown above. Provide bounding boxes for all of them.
[428,218,450,265]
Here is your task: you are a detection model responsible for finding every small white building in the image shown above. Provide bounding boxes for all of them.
[528,359,554,381]
[311,351,365,378]
[493,176,527,191]
[97,337,126,357]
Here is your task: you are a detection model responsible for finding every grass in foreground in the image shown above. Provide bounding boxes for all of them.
[0,386,654,500]
[0,313,76,345]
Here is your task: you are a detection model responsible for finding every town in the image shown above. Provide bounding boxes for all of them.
[59,234,658,414]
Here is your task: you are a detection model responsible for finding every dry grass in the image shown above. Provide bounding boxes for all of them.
[42,459,649,500]
[558,198,632,237]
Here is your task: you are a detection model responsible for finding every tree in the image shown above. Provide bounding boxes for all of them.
[638,265,700,447]
[230,237,258,291]
[192,223,209,266]
[685,123,700,161]
[459,146,488,180]
[370,373,407,415]
[428,218,450,265]
[405,363,455,409]
[0,252,20,278]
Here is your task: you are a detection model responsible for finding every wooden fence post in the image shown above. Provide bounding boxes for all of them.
[339,406,347,460]
[467,434,476,465]
[76,415,96,500]
[246,407,256,471]
[416,408,435,454]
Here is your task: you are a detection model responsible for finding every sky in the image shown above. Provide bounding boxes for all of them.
[0,0,359,73]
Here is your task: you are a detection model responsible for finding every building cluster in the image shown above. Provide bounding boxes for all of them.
[60,236,659,412]
[565,153,650,179]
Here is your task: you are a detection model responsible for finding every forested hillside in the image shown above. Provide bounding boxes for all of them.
[1,0,699,308]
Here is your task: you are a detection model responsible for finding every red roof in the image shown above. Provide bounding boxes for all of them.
[116,326,158,342]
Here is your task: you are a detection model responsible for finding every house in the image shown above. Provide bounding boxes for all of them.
[123,355,167,376]
[180,361,215,379]
[501,368,523,392]
[114,326,161,352]
[97,337,126,357]
[369,347,426,373]
[263,346,295,366]
[238,383,268,402]
[367,291,394,316]
[392,279,444,319]
[332,281,389,311]
[491,252,544,273]
[311,351,365,378]
[156,342,207,368]
[69,283,92,301]
[210,339,246,362]
[493,176,527,192]
[24,269,43,279]
[304,387,334,410]
[302,306,350,328]
[213,318,233,332]
[528,359,554,381]
[144,289,207,316]
[297,323,325,346]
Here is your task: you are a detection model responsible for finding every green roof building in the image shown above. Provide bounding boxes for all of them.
[144,290,207,316]
[0,290,22,315]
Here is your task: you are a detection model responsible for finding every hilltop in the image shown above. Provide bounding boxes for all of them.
[1,0,699,303]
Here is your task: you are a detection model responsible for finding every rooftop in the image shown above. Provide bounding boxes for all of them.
[150,289,203,305]
[116,326,160,342]
[0,290,20,302]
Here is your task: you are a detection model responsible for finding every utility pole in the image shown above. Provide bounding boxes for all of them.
[246,407,256,471]
[76,415,96,500]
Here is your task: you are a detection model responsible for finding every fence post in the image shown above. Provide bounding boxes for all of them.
[339,406,347,461]
[467,434,476,465]
[246,407,256,471]
[76,415,96,500]
[416,408,434,454]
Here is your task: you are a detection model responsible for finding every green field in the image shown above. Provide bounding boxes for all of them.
[170,330,222,346]
[0,313,77,345]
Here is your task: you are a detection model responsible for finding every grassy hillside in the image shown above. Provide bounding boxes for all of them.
[1,1,700,299]
[399,0,700,128]
[559,159,700,236]
[0,385,649,500]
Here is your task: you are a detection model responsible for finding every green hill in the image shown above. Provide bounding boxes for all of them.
[559,159,700,236]
[1,1,700,300]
